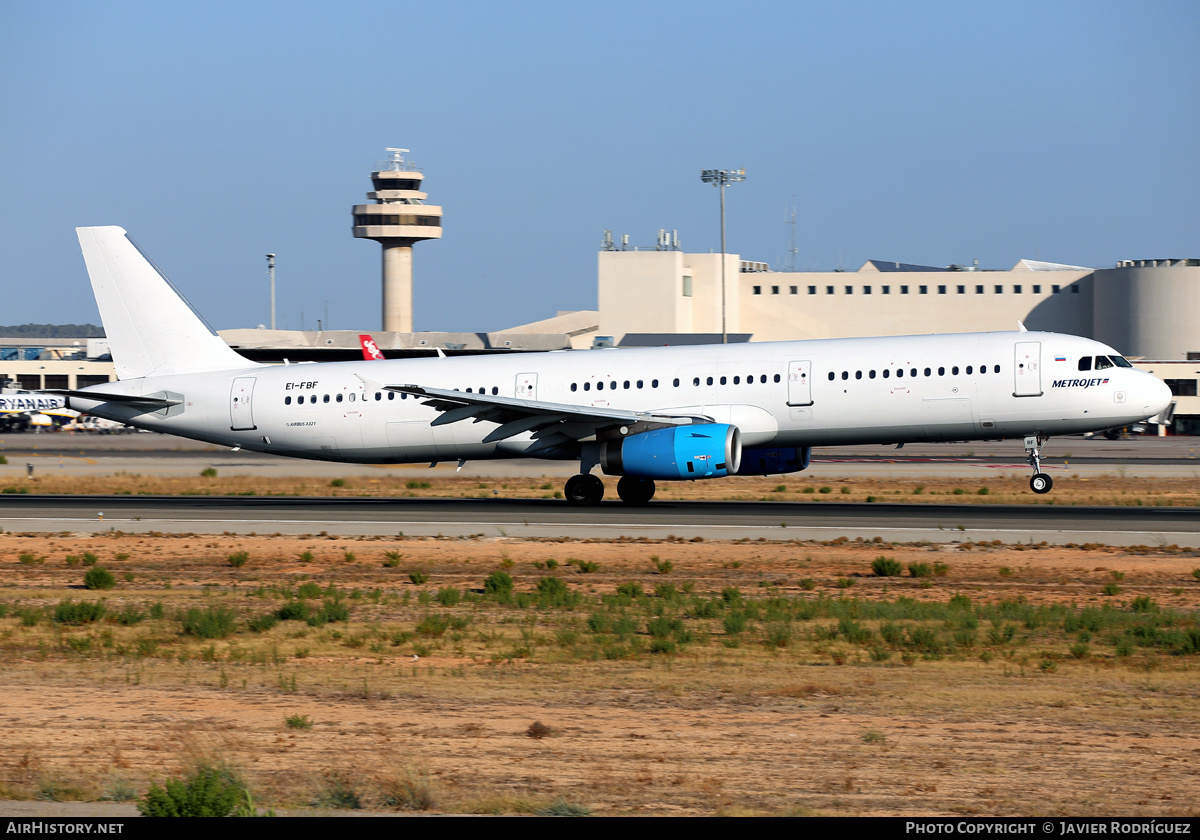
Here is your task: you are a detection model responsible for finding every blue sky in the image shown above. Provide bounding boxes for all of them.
[1,1,1196,333]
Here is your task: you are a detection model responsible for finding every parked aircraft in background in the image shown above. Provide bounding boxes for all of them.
[0,392,75,432]
[47,227,1172,503]
[359,335,385,361]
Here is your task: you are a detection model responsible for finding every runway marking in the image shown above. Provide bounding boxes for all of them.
[12,517,1197,541]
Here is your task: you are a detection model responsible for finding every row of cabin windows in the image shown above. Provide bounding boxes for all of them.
[285,386,500,406]
[828,364,1002,381]
[570,374,782,392]
[286,391,398,405]
[753,284,1081,295]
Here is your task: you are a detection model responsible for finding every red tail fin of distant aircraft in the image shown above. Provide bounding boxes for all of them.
[359,335,385,360]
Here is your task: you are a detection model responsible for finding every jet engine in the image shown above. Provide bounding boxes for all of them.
[736,445,812,475]
[600,423,741,480]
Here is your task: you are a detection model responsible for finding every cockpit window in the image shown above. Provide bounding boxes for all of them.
[1110,355,1132,368]
[1094,356,1114,370]
[1078,356,1092,371]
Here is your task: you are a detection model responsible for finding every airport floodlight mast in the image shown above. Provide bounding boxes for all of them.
[266,253,276,330]
[700,168,746,344]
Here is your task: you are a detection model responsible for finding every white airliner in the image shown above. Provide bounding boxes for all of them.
[49,227,1172,504]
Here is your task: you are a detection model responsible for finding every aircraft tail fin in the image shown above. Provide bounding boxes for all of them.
[76,227,255,379]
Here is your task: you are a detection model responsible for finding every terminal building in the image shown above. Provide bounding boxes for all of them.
[594,240,1200,432]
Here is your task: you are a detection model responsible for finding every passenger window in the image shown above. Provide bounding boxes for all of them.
[336,394,343,403]
[651,379,659,388]
[584,382,590,391]
[828,372,835,381]
[693,378,700,387]
[1078,357,1092,371]
[993,365,1000,373]
[707,377,714,386]
[570,383,577,391]
[966,366,972,375]
[733,376,740,384]
[285,396,292,405]
[324,394,331,403]
[882,369,889,379]
[855,371,862,380]
[869,370,876,379]
[597,381,604,390]
[297,395,304,404]
[924,368,931,377]
[952,366,959,375]
[673,378,680,387]
[773,374,780,383]
[388,392,395,400]
[719,376,727,385]
[624,381,630,389]
[896,369,903,378]
[841,371,848,380]
[938,367,945,376]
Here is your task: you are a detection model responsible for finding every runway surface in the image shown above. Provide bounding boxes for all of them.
[2,493,1197,546]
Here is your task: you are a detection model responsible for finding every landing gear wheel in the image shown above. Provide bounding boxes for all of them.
[616,476,656,504]
[565,474,605,505]
[1023,434,1054,495]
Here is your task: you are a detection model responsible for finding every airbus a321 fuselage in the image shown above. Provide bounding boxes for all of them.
[52,227,1172,504]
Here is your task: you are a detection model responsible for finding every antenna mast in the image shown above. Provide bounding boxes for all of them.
[786,199,798,272]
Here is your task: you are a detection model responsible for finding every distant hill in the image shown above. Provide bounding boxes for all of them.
[0,324,105,338]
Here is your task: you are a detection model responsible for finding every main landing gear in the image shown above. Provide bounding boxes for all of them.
[616,476,655,505]
[563,474,656,505]
[565,474,604,505]
[1024,434,1053,495]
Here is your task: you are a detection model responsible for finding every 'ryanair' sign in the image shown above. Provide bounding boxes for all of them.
[0,394,67,413]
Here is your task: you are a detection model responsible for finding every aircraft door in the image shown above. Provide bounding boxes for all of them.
[515,373,537,400]
[1014,342,1043,397]
[786,360,813,406]
[229,377,257,430]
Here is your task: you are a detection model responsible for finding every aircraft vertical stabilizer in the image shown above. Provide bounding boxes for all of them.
[76,226,254,379]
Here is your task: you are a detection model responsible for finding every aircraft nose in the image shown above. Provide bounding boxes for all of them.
[1143,374,1173,419]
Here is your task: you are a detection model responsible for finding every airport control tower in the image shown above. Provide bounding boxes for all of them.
[352,148,443,332]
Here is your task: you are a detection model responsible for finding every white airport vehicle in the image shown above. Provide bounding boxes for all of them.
[48,227,1172,503]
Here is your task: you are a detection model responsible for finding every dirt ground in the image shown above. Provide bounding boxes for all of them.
[1,529,1198,817]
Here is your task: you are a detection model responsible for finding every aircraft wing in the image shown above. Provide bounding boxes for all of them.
[382,383,708,453]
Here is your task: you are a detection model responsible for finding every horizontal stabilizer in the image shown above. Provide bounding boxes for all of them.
[41,389,182,407]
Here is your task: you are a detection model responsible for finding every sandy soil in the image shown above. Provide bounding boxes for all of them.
[1,531,1198,817]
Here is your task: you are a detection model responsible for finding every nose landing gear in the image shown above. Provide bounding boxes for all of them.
[1024,434,1053,494]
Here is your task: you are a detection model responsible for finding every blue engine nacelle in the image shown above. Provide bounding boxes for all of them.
[600,423,742,480]
[736,445,812,476]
